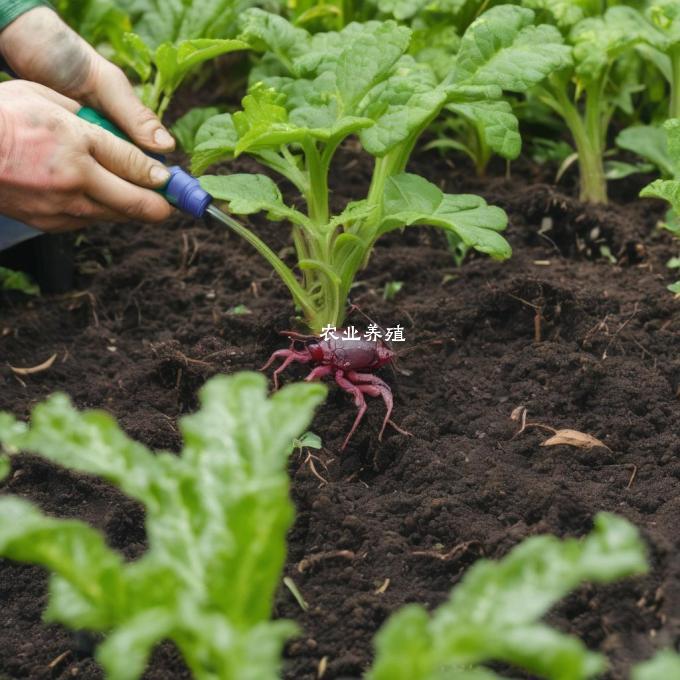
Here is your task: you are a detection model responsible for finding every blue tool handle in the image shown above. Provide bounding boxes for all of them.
[76,107,212,219]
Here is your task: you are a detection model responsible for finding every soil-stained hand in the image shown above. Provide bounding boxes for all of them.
[0,80,173,231]
[0,7,175,153]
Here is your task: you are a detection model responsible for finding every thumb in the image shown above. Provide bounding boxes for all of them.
[84,118,171,190]
[85,61,176,153]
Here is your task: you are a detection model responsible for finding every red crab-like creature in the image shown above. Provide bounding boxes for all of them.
[261,328,410,449]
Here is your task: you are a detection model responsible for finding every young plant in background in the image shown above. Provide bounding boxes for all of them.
[112,0,253,117]
[191,6,569,332]
[54,0,131,52]
[640,117,680,293]
[638,0,680,119]
[532,5,650,204]
[367,513,648,680]
[0,373,326,680]
[280,0,368,31]
[0,267,39,296]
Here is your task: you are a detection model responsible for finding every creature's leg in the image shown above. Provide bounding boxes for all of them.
[347,371,410,440]
[335,370,368,450]
[304,365,333,382]
[260,349,311,390]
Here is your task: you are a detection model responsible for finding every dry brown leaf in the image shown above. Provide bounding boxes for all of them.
[541,429,610,451]
[9,353,57,376]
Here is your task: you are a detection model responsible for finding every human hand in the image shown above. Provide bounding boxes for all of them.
[0,80,173,231]
[0,6,175,153]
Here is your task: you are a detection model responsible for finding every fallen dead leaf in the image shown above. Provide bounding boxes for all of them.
[9,353,57,376]
[541,429,611,451]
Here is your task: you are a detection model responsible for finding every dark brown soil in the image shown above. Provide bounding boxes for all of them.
[1,133,679,680]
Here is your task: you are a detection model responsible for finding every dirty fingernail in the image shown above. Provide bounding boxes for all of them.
[154,127,174,148]
[150,165,170,185]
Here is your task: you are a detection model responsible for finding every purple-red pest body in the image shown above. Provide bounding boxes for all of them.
[261,329,408,450]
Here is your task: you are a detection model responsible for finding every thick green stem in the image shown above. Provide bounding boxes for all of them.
[157,92,172,120]
[303,141,329,226]
[551,83,607,204]
[670,46,680,119]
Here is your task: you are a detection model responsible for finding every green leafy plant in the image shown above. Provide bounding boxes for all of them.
[637,0,680,119]
[367,513,648,680]
[0,266,39,296]
[171,105,222,152]
[640,117,680,293]
[281,0,368,31]
[191,7,569,332]
[0,372,326,680]
[615,124,674,179]
[113,0,254,117]
[532,5,651,203]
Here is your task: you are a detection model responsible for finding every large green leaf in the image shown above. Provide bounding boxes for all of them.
[453,5,572,92]
[380,173,511,260]
[616,125,675,178]
[448,98,521,159]
[571,6,652,82]
[368,513,648,680]
[0,373,327,679]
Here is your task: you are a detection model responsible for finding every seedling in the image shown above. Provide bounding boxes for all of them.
[0,373,326,680]
[382,281,403,301]
[113,1,251,117]
[0,266,39,296]
[532,5,650,203]
[367,513,648,680]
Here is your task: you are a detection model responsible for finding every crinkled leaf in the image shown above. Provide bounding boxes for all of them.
[171,106,221,153]
[239,8,311,70]
[335,21,410,111]
[641,178,680,211]
[234,84,315,153]
[571,7,652,83]
[368,513,647,680]
[380,174,510,260]
[448,99,521,159]
[521,0,585,30]
[646,0,680,49]
[360,57,448,156]
[453,5,572,92]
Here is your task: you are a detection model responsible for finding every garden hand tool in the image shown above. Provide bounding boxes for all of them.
[76,107,241,231]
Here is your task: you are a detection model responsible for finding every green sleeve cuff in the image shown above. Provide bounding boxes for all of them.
[0,1,53,31]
